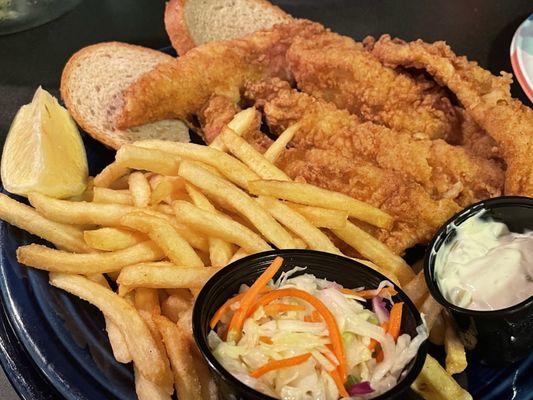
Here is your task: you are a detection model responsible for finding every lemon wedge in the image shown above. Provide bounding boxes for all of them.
[1,87,88,198]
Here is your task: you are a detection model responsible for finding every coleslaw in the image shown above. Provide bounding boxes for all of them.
[208,257,427,399]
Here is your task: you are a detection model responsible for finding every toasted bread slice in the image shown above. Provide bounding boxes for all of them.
[165,0,291,55]
[60,42,190,149]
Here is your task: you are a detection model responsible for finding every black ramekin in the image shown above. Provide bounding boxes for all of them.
[193,249,428,400]
[424,196,533,365]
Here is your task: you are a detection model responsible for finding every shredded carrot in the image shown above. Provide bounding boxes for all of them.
[244,287,347,380]
[340,286,398,299]
[307,310,321,322]
[210,286,271,329]
[388,302,404,341]
[376,348,384,363]
[264,303,305,317]
[375,319,397,363]
[329,369,350,398]
[259,336,273,345]
[210,292,245,329]
[250,353,311,378]
[227,257,284,341]
[368,322,389,351]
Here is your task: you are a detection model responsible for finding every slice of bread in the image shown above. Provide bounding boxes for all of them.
[60,42,190,149]
[165,0,291,55]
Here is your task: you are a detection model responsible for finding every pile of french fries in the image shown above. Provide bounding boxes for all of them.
[0,107,470,399]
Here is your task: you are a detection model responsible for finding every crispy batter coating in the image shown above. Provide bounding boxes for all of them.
[246,79,503,204]
[198,95,239,143]
[371,35,533,196]
[287,31,460,141]
[114,20,325,129]
[115,20,462,146]
[245,79,505,253]
[279,148,459,254]
[456,107,502,162]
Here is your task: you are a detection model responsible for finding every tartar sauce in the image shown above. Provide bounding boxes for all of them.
[435,211,533,311]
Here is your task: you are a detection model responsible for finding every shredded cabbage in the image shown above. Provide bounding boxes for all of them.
[208,271,426,400]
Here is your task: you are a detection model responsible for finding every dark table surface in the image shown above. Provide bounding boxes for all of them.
[0,0,531,398]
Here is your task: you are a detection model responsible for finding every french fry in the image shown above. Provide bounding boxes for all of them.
[134,365,172,400]
[209,108,258,151]
[88,274,132,364]
[176,308,193,338]
[248,180,393,229]
[443,312,467,375]
[154,315,203,400]
[420,294,443,331]
[116,145,179,175]
[155,204,174,215]
[129,172,151,208]
[81,176,95,201]
[255,196,341,254]
[220,127,290,181]
[109,174,131,190]
[185,184,234,266]
[173,306,218,399]
[188,160,224,178]
[190,346,218,400]
[178,161,295,248]
[162,294,192,323]
[150,176,185,205]
[228,248,249,263]
[135,287,161,315]
[165,288,193,298]
[292,237,308,249]
[173,201,270,253]
[332,221,414,284]
[140,209,209,253]
[136,308,175,395]
[93,162,129,188]
[27,193,208,250]
[403,270,429,307]
[93,187,133,205]
[285,202,348,229]
[17,241,164,274]
[133,293,175,396]
[411,354,472,400]
[28,192,136,225]
[117,263,220,290]
[84,227,146,251]
[430,313,446,345]
[0,193,92,253]
[263,122,300,163]
[121,212,203,267]
[49,273,170,385]
[135,140,259,189]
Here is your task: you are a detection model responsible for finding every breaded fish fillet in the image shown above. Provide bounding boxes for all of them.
[115,20,462,145]
[114,20,325,131]
[371,35,533,196]
[287,31,460,141]
[245,79,504,253]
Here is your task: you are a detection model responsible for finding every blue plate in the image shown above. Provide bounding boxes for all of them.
[0,50,532,400]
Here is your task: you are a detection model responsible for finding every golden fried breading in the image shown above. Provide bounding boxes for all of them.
[114,20,325,130]
[245,79,504,253]
[198,95,239,143]
[287,31,460,141]
[245,79,504,205]
[371,35,533,196]
[456,107,502,162]
[278,148,460,254]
